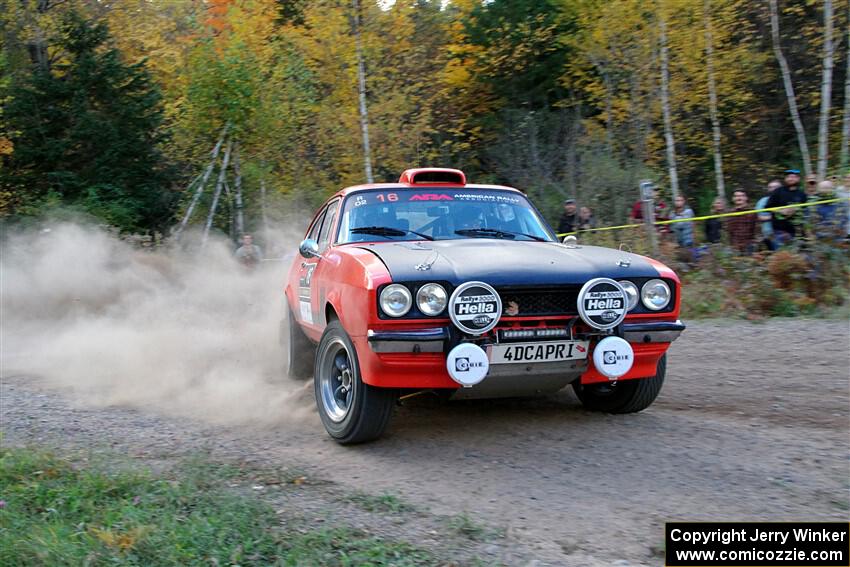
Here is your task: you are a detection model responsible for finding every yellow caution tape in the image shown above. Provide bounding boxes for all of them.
[556,197,850,238]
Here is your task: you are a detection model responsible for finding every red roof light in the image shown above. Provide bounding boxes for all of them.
[399,168,466,186]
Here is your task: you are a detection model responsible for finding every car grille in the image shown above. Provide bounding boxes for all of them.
[497,287,580,317]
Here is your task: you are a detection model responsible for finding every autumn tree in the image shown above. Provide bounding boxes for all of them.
[0,13,175,230]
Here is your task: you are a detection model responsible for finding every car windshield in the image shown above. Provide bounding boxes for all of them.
[337,188,555,243]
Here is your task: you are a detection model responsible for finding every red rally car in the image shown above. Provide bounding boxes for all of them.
[284,168,685,443]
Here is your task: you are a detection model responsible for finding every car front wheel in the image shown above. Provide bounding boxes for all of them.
[314,320,396,444]
[573,354,666,413]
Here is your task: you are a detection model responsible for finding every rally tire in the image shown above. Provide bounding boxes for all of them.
[314,321,396,444]
[282,301,314,380]
[573,354,666,414]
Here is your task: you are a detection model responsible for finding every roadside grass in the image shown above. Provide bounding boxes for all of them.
[0,447,434,566]
[447,513,503,542]
[343,490,414,514]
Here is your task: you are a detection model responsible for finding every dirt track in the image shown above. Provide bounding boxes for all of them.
[3,319,849,565]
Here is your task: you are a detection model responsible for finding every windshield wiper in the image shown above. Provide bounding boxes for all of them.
[351,226,434,241]
[454,228,546,242]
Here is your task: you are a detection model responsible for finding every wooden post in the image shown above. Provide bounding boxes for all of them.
[640,180,659,257]
[201,138,233,248]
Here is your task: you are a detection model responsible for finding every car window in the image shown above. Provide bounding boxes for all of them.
[336,188,555,243]
[307,207,327,242]
[317,200,339,252]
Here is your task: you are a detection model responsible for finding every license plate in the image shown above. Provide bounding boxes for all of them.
[489,341,589,364]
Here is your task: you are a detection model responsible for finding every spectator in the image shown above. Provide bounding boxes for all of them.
[811,179,843,238]
[801,175,820,234]
[704,197,725,244]
[630,196,644,221]
[670,195,695,247]
[726,189,757,254]
[577,206,596,231]
[629,188,668,226]
[756,179,781,250]
[235,233,263,269]
[766,168,806,244]
[557,199,578,234]
[837,174,850,238]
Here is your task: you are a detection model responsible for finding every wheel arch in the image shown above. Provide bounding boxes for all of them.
[325,302,339,324]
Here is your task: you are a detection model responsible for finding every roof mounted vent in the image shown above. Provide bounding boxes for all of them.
[399,168,466,186]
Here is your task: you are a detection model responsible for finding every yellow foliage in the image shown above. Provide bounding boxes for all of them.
[0,137,13,156]
[90,525,153,552]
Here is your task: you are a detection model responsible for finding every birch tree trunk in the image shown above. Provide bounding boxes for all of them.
[201,138,233,248]
[353,0,374,184]
[704,0,725,198]
[841,0,850,170]
[232,142,245,238]
[817,0,834,180]
[260,178,271,249]
[174,126,228,241]
[769,0,813,177]
[658,14,680,200]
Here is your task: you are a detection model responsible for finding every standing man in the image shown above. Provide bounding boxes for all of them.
[726,189,757,254]
[670,195,695,247]
[704,197,725,244]
[557,199,578,234]
[235,233,263,270]
[577,206,596,231]
[767,169,806,245]
[756,179,781,250]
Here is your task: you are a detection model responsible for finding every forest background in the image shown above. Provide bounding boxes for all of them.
[0,0,847,240]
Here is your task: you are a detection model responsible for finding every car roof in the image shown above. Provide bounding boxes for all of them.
[333,183,525,199]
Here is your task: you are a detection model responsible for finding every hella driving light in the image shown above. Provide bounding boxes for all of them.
[416,283,447,316]
[380,284,412,317]
[618,280,640,311]
[641,279,671,311]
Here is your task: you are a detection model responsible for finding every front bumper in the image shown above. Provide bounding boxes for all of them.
[367,328,449,353]
[358,319,685,391]
[622,320,686,343]
[366,320,685,353]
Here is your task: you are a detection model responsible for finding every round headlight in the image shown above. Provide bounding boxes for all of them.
[618,280,640,311]
[380,284,412,317]
[641,279,671,311]
[416,283,447,316]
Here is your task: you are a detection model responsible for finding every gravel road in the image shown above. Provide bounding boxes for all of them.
[3,319,849,566]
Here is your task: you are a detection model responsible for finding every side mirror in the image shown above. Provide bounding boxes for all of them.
[562,235,578,248]
[299,238,320,259]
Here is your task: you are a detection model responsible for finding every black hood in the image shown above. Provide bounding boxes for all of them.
[355,240,661,287]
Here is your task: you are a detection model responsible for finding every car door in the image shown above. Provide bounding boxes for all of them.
[296,206,326,328]
[309,199,340,330]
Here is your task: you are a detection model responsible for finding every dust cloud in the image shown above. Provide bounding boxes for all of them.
[1,222,315,425]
